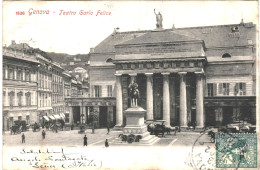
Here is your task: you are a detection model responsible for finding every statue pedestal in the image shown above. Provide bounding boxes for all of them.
[123,107,147,135]
[111,106,159,145]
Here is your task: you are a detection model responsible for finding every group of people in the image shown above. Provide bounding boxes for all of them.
[21,130,46,144]
[83,135,109,147]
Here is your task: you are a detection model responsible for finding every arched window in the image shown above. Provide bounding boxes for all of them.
[25,92,31,106]
[17,91,23,106]
[222,53,231,58]
[106,58,113,63]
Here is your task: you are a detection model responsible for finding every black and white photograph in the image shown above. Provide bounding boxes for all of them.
[2,1,259,169]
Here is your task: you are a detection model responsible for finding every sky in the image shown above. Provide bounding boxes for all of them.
[2,1,258,55]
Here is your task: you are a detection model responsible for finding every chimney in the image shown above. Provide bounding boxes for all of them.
[240,18,245,26]
[90,48,94,53]
[11,40,16,45]
[172,24,176,30]
[113,27,120,34]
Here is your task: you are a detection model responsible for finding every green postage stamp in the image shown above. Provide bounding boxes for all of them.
[216,133,257,168]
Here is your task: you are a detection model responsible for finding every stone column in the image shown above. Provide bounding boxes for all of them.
[179,72,187,127]
[22,68,25,81]
[195,72,204,128]
[69,107,73,124]
[145,73,153,120]
[170,76,176,124]
[162,73,170,126]
[82,105,87,123]
[115,74,123,127]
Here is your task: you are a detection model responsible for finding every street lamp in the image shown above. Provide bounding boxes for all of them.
[81,100,84,124]
[234,84,240,131]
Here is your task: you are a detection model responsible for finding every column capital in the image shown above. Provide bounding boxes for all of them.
[145,73,153,76]
[115,74,122,77]
[129,73,137,77]
[161,72,170,76]
[195,71,204,75]
[178,72,187,75]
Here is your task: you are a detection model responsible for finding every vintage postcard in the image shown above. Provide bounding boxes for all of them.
[2,1,259,169]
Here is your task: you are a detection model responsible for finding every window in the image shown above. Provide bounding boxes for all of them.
[65,113,70,123]
[207,83,217,96]
[17,91,23,106]
[219,83,229,95]
[25,92,31,106]
[235,83,246,96]
[8,91,14,107]
[94,85,102,97]
[3,90,6,106]
[215,108,223,122]
[17,69,22,80]
[26,115,30,124]
[25,70,30,81]
[107,85,112,97]
[8,68,14,79]
[222,53,231,58]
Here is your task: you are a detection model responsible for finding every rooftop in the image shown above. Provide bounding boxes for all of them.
[92,22,256,54]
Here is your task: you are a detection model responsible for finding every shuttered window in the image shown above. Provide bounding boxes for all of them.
[94,85,102,98]
[235,83,246,96]
[207,83,217,96]
[107,85,112,97]
[219,83,229,96]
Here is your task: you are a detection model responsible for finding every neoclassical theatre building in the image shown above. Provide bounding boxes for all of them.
[87,20,256,128]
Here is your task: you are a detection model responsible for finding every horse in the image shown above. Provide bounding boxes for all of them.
[128,82,139,107]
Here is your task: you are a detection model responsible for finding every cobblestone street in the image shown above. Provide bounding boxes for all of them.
[3,128,213,147]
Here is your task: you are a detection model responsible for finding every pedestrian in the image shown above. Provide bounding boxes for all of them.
[56,126,58,133]
[42,130,46,139]
[105,139,109,147]
[106,121,110,135]
[92,123,95,134]
[83,135,87,146]
[22,133,25,143]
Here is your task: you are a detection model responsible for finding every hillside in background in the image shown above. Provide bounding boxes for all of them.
[47,52,90,71]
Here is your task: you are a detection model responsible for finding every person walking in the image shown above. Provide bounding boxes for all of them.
[42,130,46,139]
[92,123,95,134]
[83,135,87,146]
[106,121,110,135]
[22,133,25,143]
[105,139,109,147]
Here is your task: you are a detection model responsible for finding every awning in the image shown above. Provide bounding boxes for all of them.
[60,113,65,118]
[43,116,49,121]
[49,116,55,120]
[53,114,61,119]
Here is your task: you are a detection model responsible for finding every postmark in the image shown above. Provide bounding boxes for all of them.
[216,133,257,168]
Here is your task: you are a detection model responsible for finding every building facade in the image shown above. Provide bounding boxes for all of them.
[52,62,65,115]
[3,41,68,129]
[88,21,256,128]
[2,47,39,131]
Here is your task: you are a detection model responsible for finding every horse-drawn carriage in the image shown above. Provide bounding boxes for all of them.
[10,125,22,135]
[10,120,30,135]
[49,119,65,132]
[146,120,176,137]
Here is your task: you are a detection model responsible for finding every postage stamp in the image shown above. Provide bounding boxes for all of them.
[216,133,257,168]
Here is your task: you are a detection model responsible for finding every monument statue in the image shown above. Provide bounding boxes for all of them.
[128,79,139,107]
[154,9,163,29]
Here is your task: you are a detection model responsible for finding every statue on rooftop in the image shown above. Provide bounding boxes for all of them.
[154,9,163,29]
